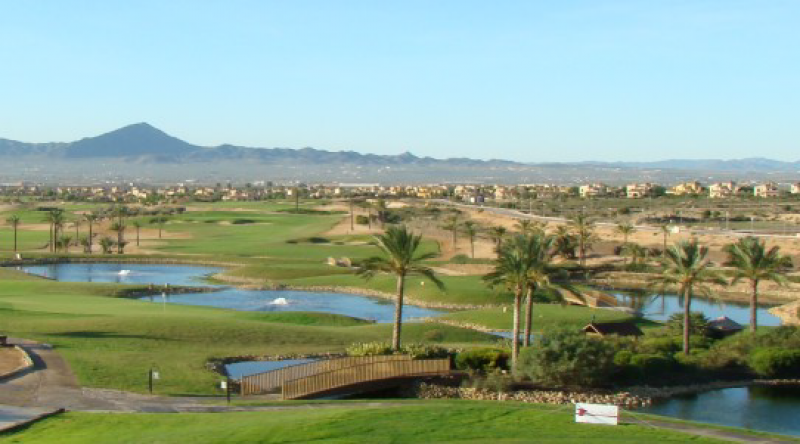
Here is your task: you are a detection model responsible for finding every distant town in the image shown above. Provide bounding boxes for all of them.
[2,180,799,204]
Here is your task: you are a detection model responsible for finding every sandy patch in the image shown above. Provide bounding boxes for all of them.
[0,347,27,376]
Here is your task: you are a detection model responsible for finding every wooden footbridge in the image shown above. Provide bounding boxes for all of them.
[239,355,451,400]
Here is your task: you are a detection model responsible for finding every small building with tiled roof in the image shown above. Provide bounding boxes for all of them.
[582,321,644,338]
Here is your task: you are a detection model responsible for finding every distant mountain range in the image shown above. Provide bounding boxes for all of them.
[1,123,798,184]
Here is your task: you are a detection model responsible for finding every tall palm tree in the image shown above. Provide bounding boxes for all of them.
[6,215,20,252]
[462,221,479,258]
[84,213,98,254]
[489,226,507,250]
[651,240,726,354]
[99,237,115,254]
[660,224,671,252]
[357,225,444,351]
[45,209,65,253]
[483,234,530,364]
[150,216,168,239]
[110,222,126,254]
[571,215,596,268]
[724,237,793,332]
[441,214,459,250]
[616,222,635,245]
[521,233,584,346]
[132,221,142,246]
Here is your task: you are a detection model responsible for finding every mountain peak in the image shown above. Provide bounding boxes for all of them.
[64,123,198,158]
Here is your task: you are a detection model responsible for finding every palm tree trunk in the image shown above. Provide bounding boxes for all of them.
[750,280,759,333]
[88,224,93,254]
[523,286,534,347]
[683,288,692,355]
[470,238,474,258]
[392,274,406,351]
[13,226,17,252]
[137,227,140,246]
[511,286,522,367]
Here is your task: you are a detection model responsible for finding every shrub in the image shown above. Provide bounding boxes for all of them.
[749,348,800,378]
[345,342,450,360]
[516,328,616,388]
[613,350,633,367]
[456,348,511,372]
[666,312,710,337]
[640,337,680,355]
[450,254,470,264]
[355,215,370,225]
[629,353,674,376]
[230,218,256,224]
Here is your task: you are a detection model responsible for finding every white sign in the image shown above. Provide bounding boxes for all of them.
[575,403,619,426]
[152,371,160,380]
[220,380,227,389]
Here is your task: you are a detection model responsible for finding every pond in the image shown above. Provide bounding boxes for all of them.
[18,263,442,323]
[225,359,316,380]
[610,290,781,326]
[640,385,800,438]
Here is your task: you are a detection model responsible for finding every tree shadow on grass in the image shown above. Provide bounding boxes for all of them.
[43,331,170,341]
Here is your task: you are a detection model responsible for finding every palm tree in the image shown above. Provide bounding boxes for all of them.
[571,215,596,268]
[651,240,726,354]
[483,234,530,364]
[521,233,585,347]
[110,222,126,254]
[72,220,81,240]
[59,235,72,253]
[724,237,793,332]
[488,226,507,251]
[553,225,578,259]
[132,221,142,246]
[5,215,20,252]
[150,216,168,239]
[45,209,65,253]
[660,224,671,252]
[515,219,533,234]
[357,225,444,351]
[79,236,92,253]
[616,222,635,245]
[84,213,98,254]
[621,242,648,266]
[441,214,459,251]
[462,221,479,258]
[99,237,115,254]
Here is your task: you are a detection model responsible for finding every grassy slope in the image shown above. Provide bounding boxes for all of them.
[0,273,497,394]
[2,402,728,444]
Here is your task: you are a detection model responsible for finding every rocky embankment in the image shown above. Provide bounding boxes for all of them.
[412,379,800,408]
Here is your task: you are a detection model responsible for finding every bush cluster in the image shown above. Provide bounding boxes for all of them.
[345,342,451,360]
[455,348,510,372]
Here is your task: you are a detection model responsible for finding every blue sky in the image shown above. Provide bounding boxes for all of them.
[1,1,798,162]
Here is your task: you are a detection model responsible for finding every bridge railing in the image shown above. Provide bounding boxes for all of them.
[282,358,451,400]
[240,355,413,395]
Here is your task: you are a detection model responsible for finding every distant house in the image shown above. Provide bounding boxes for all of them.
[671,181,703,196]
[792,183,800,195]
[754,182,780,198]
[625,183,653,199]
[583,321,643,338]
[579,183,608,198]
[706,316,744,339]
[709,182,737,199]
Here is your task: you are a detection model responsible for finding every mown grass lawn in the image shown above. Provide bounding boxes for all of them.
[0,271,497,394]
[439,305,657,332]
[1,402,729,443]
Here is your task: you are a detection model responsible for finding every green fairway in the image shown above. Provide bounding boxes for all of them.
[1,402,731,443]
[0,270,497,394]
[439,304,655,332]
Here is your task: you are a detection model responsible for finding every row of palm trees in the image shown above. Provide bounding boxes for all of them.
[3,207,160,254]
[357,222,793,364]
